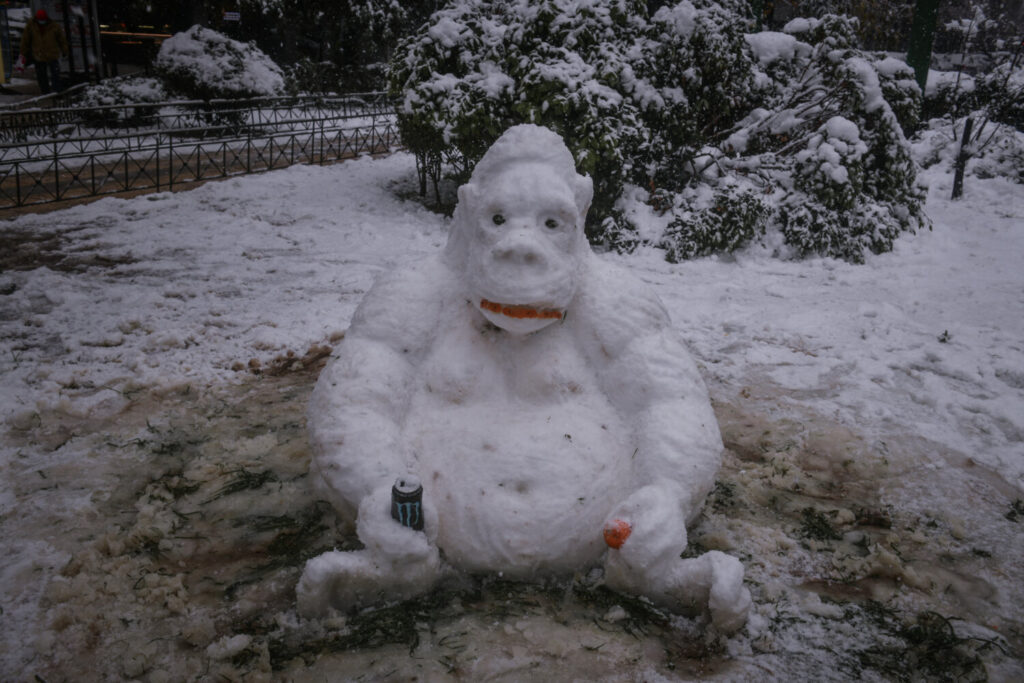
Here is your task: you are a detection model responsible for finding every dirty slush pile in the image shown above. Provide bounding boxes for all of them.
[4,350,1022,681]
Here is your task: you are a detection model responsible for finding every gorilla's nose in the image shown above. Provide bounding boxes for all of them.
[492,232,548,268]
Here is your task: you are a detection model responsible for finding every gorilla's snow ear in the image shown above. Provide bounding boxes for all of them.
[457,183,476,208]
[574,175,594,219]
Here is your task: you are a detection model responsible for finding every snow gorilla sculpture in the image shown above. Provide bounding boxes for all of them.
[297,125,751,631]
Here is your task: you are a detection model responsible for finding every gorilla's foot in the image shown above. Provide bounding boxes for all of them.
[702,550,752,632]
[606,548,751,633]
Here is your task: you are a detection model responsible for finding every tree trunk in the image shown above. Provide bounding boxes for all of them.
[750,0,764,30]
[906,0,942,95]
[951,116,974,200]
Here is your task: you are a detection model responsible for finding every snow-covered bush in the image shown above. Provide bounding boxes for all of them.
[912,117,1024,184]
[977,60,1024,132]
[390,0,652,229]
[873,56,922,135]
[675,13,927,262]
[639,1,758,192]
[922,69,977,121]
[920,6,1022,198]
[971,126,1024,181]
[78,75,168,109]
[389,0,756,230]
[779,114,902,260]
[757,15,927,262]
[155,25,284,100]
[75,76,169,125]
[391,2,925,263]
[660,186,771,261]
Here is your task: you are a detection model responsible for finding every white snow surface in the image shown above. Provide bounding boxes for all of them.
[926,68,978,97]
[743,31,810,65]
[2,151,1023,677]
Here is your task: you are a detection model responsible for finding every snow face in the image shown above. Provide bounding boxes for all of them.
[301,125,748,627]
[449,125,593,334]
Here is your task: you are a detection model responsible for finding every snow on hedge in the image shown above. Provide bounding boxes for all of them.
[77,76,169,108]
[390,2,928,263]
[155,25,284,99]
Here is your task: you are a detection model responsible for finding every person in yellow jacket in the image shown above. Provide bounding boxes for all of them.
[19,9,69,94]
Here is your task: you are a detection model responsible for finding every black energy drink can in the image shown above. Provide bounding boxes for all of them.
[391,475,424,531]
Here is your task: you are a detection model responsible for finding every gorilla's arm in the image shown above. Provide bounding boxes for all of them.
[575,259,722,523]
[307,257,450,519]
[576,260,750,629]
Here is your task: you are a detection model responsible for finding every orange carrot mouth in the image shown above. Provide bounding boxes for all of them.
[480,299,563,320]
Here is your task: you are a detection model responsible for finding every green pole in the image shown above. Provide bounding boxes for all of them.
[906,0,942,94]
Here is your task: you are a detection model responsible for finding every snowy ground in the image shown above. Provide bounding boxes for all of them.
[1,152,1022,680]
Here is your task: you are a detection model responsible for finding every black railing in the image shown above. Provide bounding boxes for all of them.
[0,92,394,143]
[0,83,91,116]
[0,93,399,209]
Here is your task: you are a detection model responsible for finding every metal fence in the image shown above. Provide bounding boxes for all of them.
[0,93,400,209]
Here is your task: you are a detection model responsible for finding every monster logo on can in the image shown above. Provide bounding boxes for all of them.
[391,475,424,531]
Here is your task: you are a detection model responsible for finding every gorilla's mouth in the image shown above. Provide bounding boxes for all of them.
[480,299,563,321]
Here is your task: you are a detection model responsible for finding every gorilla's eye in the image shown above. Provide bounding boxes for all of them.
[492,214,506,226]
[544,218,559,230]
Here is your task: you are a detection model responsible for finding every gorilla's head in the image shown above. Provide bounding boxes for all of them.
[445,125,594,334]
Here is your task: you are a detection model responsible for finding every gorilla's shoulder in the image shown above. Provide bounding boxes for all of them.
[573,256,671,356]
[349,253,457,346]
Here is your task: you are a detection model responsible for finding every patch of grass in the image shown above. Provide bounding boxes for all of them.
[264,505,332,561]
[852,603,1000,682]
[266,585,457,668]
[800,507,842,541]
[854,508,892,529]
[204,468,278,502]
[573,582,673,638]
[710,480,737,511]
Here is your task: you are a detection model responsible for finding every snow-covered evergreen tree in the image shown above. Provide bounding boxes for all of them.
[390,1,929,263]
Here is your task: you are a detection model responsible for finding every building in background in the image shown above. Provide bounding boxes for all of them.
[2,1,102,90]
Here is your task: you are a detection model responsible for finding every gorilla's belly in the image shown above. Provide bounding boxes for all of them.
[403,396,632,575]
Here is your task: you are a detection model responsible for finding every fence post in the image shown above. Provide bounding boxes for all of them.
[53,141,60,201]
[155,136,161,191]
[169,133,174,191]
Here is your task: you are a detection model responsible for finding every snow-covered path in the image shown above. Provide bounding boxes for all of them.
[1,153,1022,679]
